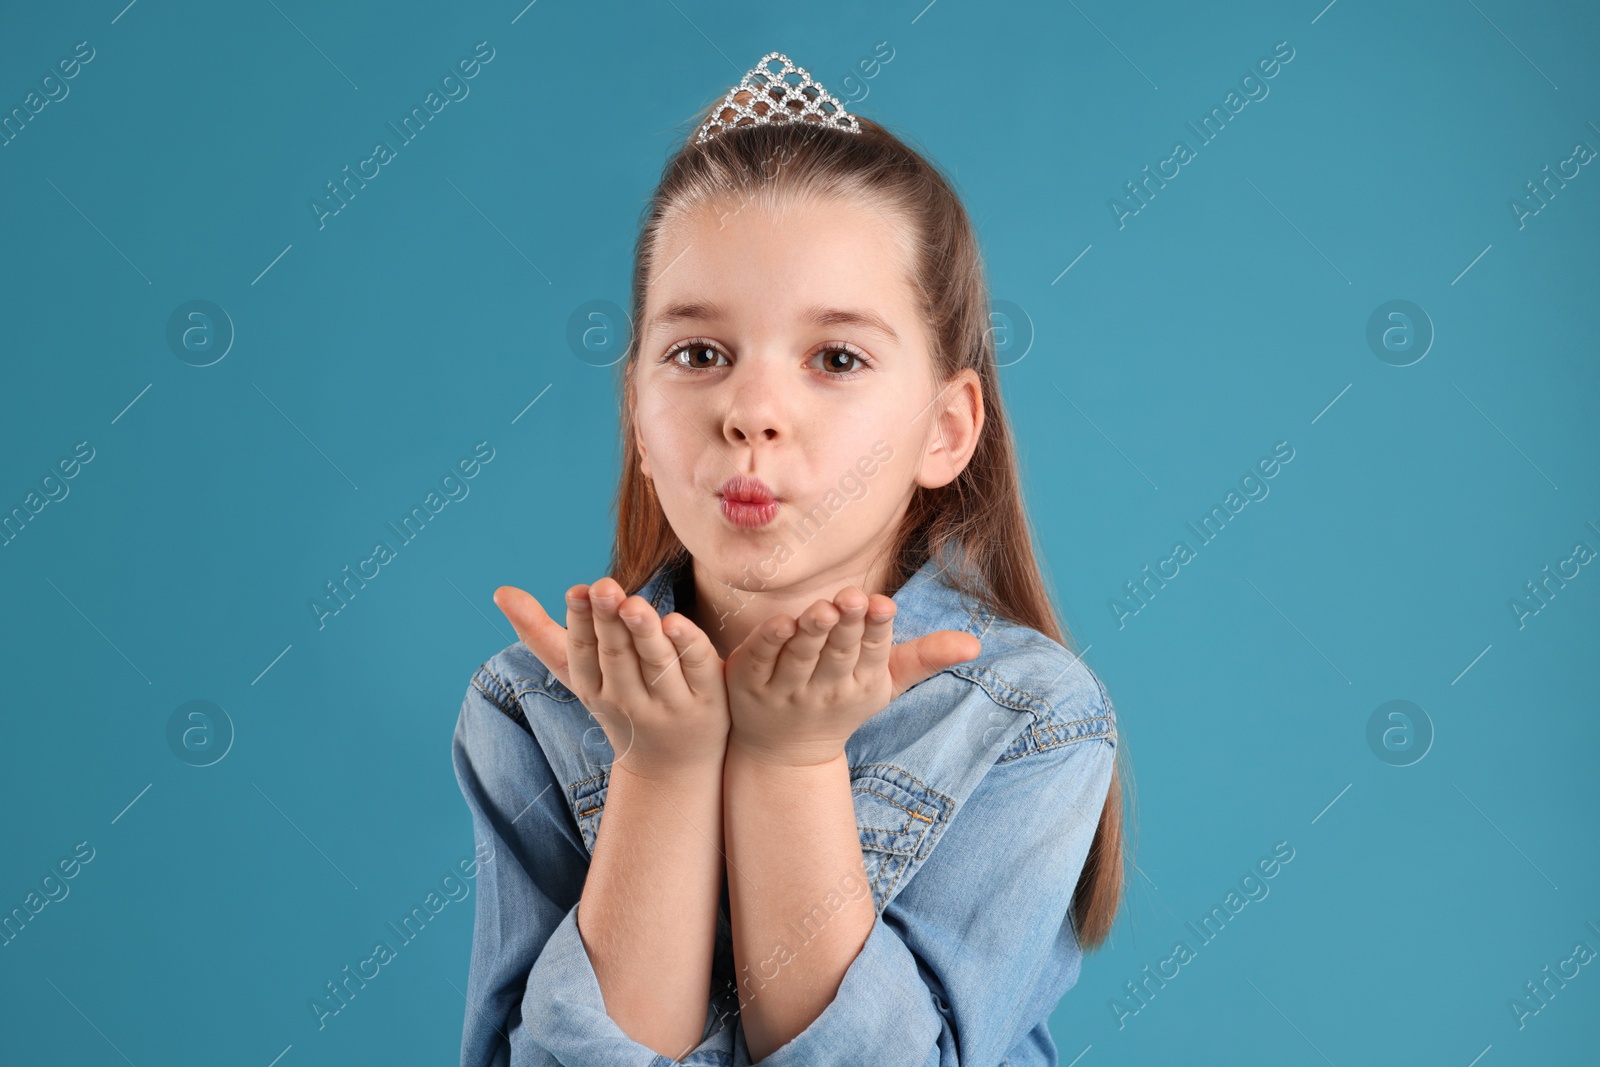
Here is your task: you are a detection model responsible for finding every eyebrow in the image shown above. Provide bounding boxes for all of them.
[646,300,900,345]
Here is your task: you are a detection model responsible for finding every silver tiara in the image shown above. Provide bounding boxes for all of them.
[694,52,862,145]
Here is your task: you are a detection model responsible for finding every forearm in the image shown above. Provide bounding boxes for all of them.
[723,742,876,1061]
[577,758,725,1059]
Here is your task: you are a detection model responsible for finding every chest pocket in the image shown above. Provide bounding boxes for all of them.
[851,763,954,914]
[567,763,955,915]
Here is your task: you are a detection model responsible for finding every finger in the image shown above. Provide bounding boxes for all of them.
[772,599,841,690]
[494,586,571,688]
[660,612,727,699]
[734,612,798,688]
[812,587,868,687]
[887,629,983,701]
[618,594,692,703]
[853,594,898,685]
[563,583,602,699]
[587,576,649,703]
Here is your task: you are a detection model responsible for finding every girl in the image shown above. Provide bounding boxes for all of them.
[452,52,1130,1067]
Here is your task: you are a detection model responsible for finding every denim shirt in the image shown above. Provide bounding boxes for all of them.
[451,544,1118,1066]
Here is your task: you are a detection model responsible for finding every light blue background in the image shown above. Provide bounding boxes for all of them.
[2,1,1596,1064]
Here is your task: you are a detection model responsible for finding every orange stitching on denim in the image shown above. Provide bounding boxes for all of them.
[1036,727,1117,752]
[870,857,896,908]
[508,673,578,703]
[866,850,906,909]
[1036,714,1108,731]
[850,767,949,911]
[471,672,518,720]
[999,672,1054,706]
[571,770,608,791]
[996,725,1116,764]
[1033,715,1116,743]
[1003,645,1093,707]
[948,664,1047,716]
[854,785,935,824]
[473,667,514,704]
[851,764,954,809]
[956,641,1098,722]
[876,853,912,910]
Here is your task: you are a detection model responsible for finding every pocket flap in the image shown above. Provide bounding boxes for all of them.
[851,763,953,911]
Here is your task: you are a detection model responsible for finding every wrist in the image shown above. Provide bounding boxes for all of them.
[609,749,727,791]
[723,740,853,823]
[725,734,849,773]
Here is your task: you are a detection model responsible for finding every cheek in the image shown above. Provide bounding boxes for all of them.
[823,391,918,459]
[787,375,899,446]
[635,403,702,478]
[816,424,914,507]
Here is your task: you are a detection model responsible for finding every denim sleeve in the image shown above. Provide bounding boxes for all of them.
[452,663,736,1067]
[728,732,1118,1067]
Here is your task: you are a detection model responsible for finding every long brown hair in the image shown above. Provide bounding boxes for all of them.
[605,97,1133,950]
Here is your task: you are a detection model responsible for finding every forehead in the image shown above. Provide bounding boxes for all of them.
[643,195,921,337]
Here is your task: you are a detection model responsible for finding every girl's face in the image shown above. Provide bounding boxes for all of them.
[632,192,981,626]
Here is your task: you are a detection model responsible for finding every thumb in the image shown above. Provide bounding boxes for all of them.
[492,586,572,689]
[887,630,982,701]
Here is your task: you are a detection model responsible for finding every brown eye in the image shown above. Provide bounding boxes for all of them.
[812,346,871,376]
[666,342,728,370]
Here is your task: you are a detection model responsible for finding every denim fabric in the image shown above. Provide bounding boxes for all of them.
[451,543,1118,1066]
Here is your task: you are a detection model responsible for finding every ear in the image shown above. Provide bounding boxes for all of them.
[914,368,984,491]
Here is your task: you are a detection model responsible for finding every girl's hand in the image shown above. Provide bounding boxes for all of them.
[492,577,730,781]
[723,587,982,768]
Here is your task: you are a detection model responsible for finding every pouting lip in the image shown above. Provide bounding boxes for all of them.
[717,474,779,504]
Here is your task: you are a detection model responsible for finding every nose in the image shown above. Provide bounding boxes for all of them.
[721,354,787,445]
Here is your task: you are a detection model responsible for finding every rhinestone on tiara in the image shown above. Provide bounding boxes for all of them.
[694,52,862,145]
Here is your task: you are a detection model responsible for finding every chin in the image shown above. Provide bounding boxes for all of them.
[697,535,791,586]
